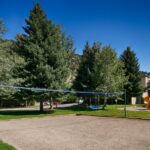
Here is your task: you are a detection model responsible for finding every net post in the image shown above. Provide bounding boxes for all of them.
[124,89,127,118]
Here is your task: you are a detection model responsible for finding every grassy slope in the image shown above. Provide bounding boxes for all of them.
[0,140,16,150]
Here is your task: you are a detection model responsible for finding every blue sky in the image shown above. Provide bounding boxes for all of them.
[0,0,150,72]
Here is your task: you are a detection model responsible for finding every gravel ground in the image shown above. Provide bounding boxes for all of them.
[0,115,150,150]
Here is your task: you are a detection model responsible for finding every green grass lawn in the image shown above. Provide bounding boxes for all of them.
[76,105,150,119]
[0,140,16,150]
[0,105,150,120]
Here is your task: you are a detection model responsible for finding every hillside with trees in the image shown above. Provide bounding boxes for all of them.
[141,71,150,76]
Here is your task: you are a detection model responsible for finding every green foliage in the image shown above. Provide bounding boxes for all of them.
[0,4,146,108]
[58,94,77,103]
[13,3,74,109]
[92,46,127,92]
[74,42,127,97]
[73,42,100,91]
[120,47,143,103]
[0,39,24,104]
[0,19,24,106]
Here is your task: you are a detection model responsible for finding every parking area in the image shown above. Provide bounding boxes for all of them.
[0,115,150,150]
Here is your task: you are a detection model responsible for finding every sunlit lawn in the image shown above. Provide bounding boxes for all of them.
[76,105,150,119]
[0,107,77,120]
[0,105,150,120]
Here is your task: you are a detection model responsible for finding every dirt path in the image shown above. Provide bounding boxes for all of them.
[0,115,150,150]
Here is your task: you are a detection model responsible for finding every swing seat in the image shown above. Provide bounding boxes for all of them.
[89,105,102,110]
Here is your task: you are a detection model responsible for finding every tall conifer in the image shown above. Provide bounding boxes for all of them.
[120,47,142,103]
[14,3,73,111]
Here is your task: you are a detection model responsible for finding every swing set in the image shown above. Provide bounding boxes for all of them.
[76,92,123,110]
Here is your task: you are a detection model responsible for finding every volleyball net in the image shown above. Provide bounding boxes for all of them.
[0,85,124,95]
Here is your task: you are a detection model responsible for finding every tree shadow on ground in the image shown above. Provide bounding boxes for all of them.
[0,105,92,116]
[0,110,54,116]
[56,105,91,111]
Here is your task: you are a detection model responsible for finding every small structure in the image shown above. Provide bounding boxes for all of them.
[141,74,150,108]
[131,97,136,105]
[141,74,150,98]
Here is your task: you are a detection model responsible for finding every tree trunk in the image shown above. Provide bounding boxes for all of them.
[25,100,27,107]
[49,97,53,109]
[0,100,1,107]
[40,100,44,112]
[102,96,107,110]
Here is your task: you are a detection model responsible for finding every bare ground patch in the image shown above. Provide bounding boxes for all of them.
[0,115,150,150]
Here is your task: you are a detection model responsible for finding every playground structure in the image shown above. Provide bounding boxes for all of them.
[144,96,150,109]
[86,95,108,110]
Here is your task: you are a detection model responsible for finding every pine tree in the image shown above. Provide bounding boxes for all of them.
[14,3,73,111]
[73,42,100,91]
[120,47,143,103]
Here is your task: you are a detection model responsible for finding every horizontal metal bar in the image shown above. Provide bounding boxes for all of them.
[0,85,124,95]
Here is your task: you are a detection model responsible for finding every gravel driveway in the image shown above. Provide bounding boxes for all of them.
[0,115,150,150]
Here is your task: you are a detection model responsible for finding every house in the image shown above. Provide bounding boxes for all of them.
[141,74,150,98]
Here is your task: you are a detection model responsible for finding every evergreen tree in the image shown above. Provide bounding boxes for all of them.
[120,47,143,103]
[73,42,100,91]
[13,3,73,111]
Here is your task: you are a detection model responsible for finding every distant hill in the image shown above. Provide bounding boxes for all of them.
[67,53,81,86]
[140,71,150,76]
